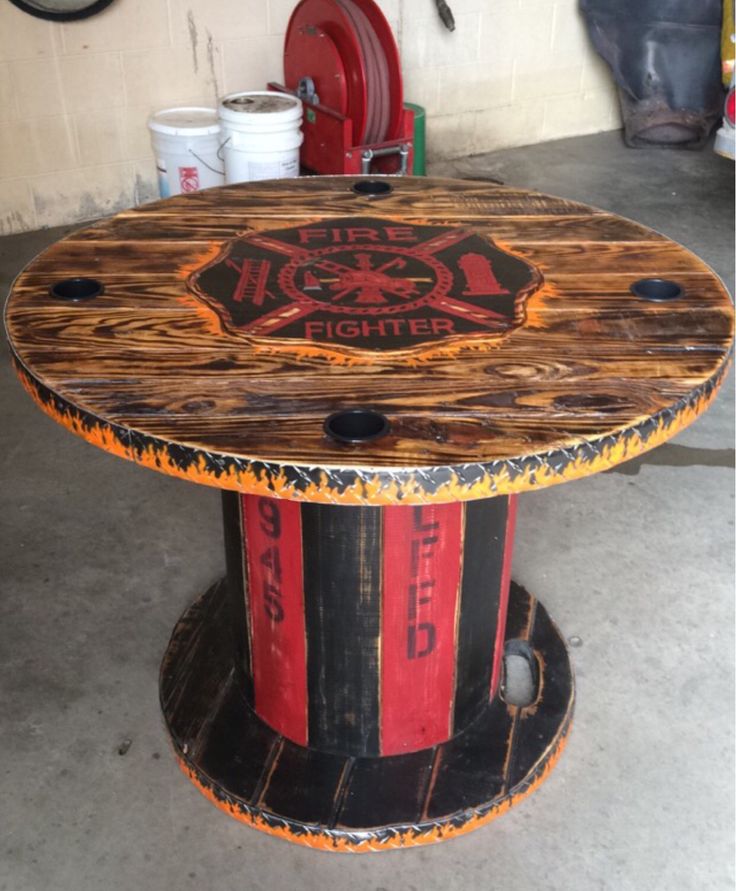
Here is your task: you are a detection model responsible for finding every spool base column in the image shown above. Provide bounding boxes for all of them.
[160,577,574,851]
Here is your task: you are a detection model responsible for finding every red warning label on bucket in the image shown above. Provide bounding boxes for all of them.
[179,166,200,192]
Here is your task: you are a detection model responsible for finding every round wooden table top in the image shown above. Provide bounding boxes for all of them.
[5,176,734,505]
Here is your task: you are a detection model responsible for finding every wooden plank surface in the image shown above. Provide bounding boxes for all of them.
[5,176,733,504]
[161,579,574,849]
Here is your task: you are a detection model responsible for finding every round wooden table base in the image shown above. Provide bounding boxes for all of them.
[160,579,574,852]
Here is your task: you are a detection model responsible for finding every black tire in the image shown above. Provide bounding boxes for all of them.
[7,0,116,22]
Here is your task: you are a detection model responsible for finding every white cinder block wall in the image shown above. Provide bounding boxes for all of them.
[0,0,620,234]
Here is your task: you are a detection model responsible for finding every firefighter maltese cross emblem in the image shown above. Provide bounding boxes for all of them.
[189,216,542,361]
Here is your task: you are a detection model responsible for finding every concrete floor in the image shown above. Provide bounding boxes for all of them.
[1,131,733,891]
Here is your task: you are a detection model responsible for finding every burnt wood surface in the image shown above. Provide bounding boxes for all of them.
[5,176,733,505]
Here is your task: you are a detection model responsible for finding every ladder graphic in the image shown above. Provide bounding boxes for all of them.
[225,258,274,305]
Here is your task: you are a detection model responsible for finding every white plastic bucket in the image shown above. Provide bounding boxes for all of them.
[218,92,303,184]
[148,107,225,198]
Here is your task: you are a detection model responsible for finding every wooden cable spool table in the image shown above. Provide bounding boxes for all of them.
[5,176,734,852]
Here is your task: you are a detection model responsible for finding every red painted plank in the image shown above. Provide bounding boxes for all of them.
[242,494,307,746]
[381,503,463,756]
[490,494,518,698]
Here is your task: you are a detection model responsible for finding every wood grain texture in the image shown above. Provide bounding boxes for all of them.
[5,176,733,504]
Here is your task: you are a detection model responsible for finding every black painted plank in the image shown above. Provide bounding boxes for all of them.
[260,741,348,826]
[453,496,508,731]
[160,582,231,744]
[504,579,534,642]
[302,504,382,756]
[162,583,277,804]
[221,492,252,700]
[424,697,513,819]
[195,682,277,804]
[337,748,435,829]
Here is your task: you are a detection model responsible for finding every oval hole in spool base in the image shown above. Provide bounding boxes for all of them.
[49,277,104,301]
[630,278,684,302]
[500,639,540,708]
[324,409,390,444]
[352,180,393,198]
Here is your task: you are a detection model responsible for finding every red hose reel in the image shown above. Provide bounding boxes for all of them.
[268,0,414,175]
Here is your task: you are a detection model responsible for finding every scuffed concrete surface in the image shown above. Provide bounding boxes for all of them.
[1,131,733,890]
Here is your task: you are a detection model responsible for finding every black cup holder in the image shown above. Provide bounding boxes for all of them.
[49,277,104,301]
[352,180,393,198]
[324,409,390,444]
[630,278,684,302]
